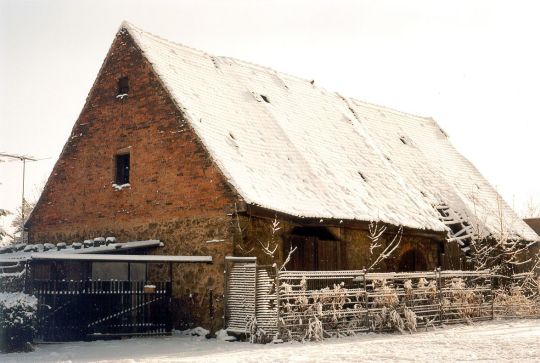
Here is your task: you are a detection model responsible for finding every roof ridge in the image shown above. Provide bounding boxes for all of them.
[121,21,213,58]
[122,21,434,118]
[121,21,333,94]
[217,56,312,84]
[350,97,432,121]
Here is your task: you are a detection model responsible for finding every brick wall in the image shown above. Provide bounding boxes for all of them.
[27,29,241,331]
[28,29,239,236]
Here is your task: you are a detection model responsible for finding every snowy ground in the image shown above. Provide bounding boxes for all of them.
[4,319,540,362]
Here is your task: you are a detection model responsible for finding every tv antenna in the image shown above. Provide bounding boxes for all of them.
[0,152,48,241]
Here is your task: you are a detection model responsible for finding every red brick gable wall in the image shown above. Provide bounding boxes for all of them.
[27,30,239,241]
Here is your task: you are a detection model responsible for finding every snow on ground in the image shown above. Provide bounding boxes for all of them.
[4,319,540,363]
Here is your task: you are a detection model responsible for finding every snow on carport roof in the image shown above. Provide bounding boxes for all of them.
[0,240,164,261]
[121,22,538,241]
[30,254,212,263]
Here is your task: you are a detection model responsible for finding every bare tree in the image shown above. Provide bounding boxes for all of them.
[9,198,35,244]
[259,218,297,271]
[367,221,403,272]
[467,195,537,277]
[522,196,540,219]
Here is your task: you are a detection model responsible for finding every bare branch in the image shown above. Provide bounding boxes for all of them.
[367,223,403,272]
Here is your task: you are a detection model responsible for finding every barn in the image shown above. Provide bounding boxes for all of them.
[23,22,538,333]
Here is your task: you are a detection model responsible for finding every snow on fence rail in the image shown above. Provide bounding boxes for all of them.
[224,260,529,342]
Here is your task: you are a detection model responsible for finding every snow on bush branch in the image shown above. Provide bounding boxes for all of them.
[0,292,37,352]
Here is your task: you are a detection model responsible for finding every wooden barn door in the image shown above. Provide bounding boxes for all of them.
[317,240,340,271]
[287,236,316,271]
[286,232,346,271]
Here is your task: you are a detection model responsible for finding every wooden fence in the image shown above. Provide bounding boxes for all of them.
[224,258,519,342]
[32,280,171,341]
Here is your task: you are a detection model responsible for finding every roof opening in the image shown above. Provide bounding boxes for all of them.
[358,171,367,182]
[400,136,408,145]
[260,94,270,103]
[229,132,236,140]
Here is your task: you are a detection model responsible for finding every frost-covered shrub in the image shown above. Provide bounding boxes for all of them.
[490,273,540,318]
[417,277,437,299]
[0,292,37,353]
[372,279,399,307]
[278,278,359,341]
[494,285,540,318]
[246,315,272,343]
[370,279,413,333]
[370,279,420,333]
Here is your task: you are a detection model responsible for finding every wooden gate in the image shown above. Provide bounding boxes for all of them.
[33,280,171,341]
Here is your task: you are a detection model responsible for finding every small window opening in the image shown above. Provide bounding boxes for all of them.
[117,76,129,96]
[260,94,270,103]
[358,171,367,182]
[115,153,130,185]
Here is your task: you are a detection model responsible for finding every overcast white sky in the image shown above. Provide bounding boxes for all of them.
[1,0,539,235]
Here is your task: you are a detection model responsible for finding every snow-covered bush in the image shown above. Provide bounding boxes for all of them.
[0,292,37,352]
[0,269,26,293]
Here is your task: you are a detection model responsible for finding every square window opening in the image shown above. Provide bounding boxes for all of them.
[117,76,129,96]
[115,153,130,185]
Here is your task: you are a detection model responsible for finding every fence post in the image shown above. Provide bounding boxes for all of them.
[253,261,258,323]
[274,264,281,338]
[362,269,369,331]
[489,270,495,320]
[274,264,280,339]
[24,259,30,294]
[437,268,443,325]
[223,259,228,330]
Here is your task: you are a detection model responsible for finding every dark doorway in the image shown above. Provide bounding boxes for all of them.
[285,227,346,271]
[398,249,427,272]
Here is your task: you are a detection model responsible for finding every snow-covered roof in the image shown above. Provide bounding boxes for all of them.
[121,22,538,241]
[0,240,163,261]
[31,253,212,263]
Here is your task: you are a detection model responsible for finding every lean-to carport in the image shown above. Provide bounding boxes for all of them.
[29,253,212,342]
